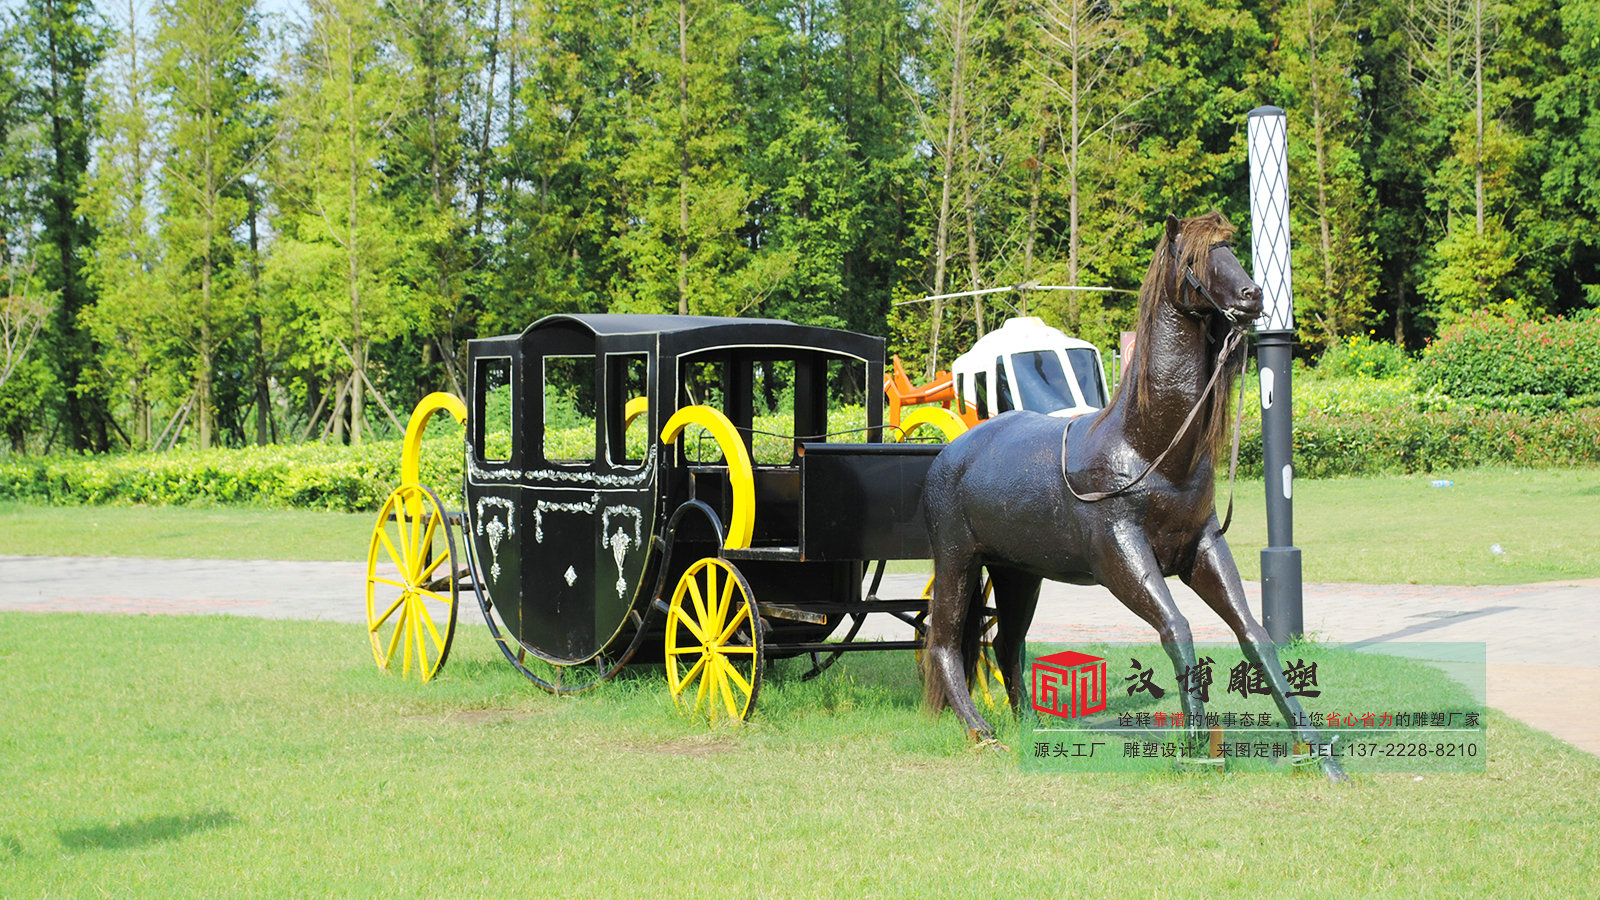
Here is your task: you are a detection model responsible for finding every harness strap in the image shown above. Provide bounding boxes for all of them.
[1061,326,1247,534]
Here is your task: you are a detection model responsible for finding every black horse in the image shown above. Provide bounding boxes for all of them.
[921,212,1347,782]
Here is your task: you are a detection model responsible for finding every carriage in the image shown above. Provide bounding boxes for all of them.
[364,313,980,720]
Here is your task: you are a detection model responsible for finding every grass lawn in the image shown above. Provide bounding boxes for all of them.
[3,613,1596,895]
[5,466,1598,585]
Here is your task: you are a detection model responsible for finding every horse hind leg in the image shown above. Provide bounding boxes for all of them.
[986,566,1042,713]
[922,551,992,739]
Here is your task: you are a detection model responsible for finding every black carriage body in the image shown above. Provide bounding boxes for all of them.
[464,314,941,664]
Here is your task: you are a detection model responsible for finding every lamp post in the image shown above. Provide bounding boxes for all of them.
[1247,105,1302,643]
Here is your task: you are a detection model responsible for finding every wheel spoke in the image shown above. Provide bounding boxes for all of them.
[419,511,440,566]
[717,644,756,655]
[717,573,735,633]
[673,654,707,698]
[414,599,431,676]
[686,576,710,637]
[415,587,454,609]
[418,546,451,584]
[695,653,713,709]
[377,529,409,586]
[721,655,752,697]
[715,600,751,646]
[370,576,409,591]
[370,592,406,632]
[399,602,414,677]
[416,596,445,654]
[383,600,406,665]
[717,658,739,717]
[671,606,708,645]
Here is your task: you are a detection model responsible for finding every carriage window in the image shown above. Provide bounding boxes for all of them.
[1012,350,1078,414]
[681,359,727,464]
[608,354,649,466]
[827,358,868,443]
[751,359,795,464]
[1067,348,1108,408]
[543,355,596,463]
[973,371,990,419]
[477,357,513,462]
[992,358,1017,413]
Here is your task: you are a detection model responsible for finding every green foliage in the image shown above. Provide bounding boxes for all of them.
[1239,407,1600,478]
[1314,333,1412,380]
[1412,310,1600,406]
[0,438,465,513]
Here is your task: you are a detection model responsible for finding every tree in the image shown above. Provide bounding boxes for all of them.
[149,0,269,449]
[1270,0,1378,345]
[82,0,167,447]
[272,0,423,445]
[20,0,113,451]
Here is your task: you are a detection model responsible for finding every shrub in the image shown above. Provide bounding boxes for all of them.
[1238,407,1600,478]
[1413,311,1600,406]
[1315,334,1412,380]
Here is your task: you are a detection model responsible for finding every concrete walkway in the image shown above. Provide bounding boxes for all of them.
[5,555,1596,754]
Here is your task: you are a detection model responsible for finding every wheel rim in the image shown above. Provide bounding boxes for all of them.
[366,484,458,682]
[665,558,762,722]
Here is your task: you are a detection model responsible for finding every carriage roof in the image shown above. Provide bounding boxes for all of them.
[515,313,883,362]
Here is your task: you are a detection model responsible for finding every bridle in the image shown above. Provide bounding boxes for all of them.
[1174,240,1254,326]
[1059,239,1253,531]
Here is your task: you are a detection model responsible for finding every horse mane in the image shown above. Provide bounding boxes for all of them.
[1099,211,1245,471]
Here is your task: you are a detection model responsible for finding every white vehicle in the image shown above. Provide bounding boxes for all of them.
[951,316,1110,420]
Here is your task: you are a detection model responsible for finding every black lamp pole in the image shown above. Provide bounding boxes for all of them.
[1248,106,1303,643]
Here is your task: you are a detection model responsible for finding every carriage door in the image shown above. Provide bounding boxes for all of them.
[515,327,658,663]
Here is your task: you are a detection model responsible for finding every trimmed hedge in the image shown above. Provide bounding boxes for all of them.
[3,401,1596,511]
[1239,407,1600,478]
[0,438,466,513]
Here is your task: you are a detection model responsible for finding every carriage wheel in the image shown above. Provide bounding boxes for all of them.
[916,575,1005,707]
[365,484,459,682]
[665,557,763,722]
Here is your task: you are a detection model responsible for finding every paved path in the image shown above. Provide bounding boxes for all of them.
[5,555,1597,754]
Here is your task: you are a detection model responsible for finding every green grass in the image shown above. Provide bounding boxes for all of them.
[2,613,1595,895]
[1222,467,1600,584]
[6,467,1599,586]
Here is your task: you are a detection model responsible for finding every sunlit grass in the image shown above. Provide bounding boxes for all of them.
[2,613,1595,894]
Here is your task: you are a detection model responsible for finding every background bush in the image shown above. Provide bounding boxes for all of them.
[1412,311,1600,410]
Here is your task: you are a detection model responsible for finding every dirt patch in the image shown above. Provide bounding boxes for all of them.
[440,707,545,726]
[637,735,737,757]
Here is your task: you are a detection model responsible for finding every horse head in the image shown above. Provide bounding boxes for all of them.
[1162,212,1263,326]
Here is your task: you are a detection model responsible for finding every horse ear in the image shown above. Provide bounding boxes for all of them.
[1165,213,1181,244]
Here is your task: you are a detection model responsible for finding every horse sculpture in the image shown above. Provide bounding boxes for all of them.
[921,211,1347,782]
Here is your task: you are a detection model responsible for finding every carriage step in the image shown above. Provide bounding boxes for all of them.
[760,604,828,625]
[722,546,803,561]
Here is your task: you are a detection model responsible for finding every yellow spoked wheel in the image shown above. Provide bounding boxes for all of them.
[665,557,763,722]
[365,483,459,682]
[917,575,1006,708]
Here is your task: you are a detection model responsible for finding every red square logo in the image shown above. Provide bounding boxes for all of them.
[1032,651,1108,720]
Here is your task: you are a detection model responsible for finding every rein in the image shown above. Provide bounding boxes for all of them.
[1060,323,1249,533]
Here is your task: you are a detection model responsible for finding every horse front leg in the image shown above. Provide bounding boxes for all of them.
[1184,525,1349,783]
[1094,530,1208,759]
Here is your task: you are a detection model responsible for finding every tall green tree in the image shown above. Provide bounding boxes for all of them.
[272,0,422,445]
[1270,0,1378,345]
[81,0,166,447]
[21,0,113,451]
[151,0,268,449]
